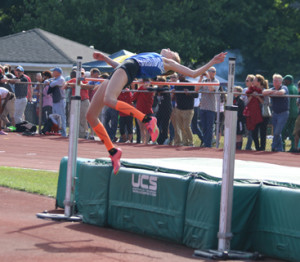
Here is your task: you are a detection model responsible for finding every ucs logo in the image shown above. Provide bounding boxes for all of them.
[131,174,157,196]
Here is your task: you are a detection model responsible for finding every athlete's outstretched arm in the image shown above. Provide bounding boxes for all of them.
[93,52,120,69]
[163,52,227,78]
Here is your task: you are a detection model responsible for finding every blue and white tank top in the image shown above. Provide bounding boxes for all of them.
[127,52,165,78]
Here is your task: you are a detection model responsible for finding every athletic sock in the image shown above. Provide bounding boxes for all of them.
[142,115,151,123]
[115,100,145,121]
[109,148,117,156]
[93,122,114,152]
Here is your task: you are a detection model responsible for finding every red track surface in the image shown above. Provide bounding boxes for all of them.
[1,133,297,262]
[0,133,299,171]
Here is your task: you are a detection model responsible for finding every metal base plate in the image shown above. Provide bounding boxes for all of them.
[194,249,263,260]
[36,212,82,222]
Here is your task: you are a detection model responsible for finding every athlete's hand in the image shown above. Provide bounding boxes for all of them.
[212,52,227,64]
[93,52,106,61]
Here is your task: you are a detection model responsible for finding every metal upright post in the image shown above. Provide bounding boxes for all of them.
[36,56,82,222]
[217,58,237,250]
[64,56,82,217]
[194,58,261,260]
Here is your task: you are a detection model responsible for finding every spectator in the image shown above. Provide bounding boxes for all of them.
[88,68,101,102]
[130,80,141,143]
[117,86,133,143]
[64,69,90,138]
[233,86,246,149]
[0,67,12,92]
[103,104,119,143]
[33,72,43,101]
[174,74,198,146]
[0,66,7,83]
[292,81,300,152]
[263,74,289,152]
[198,66,220,147]
[3,64,15,78]
[86,68,102,140]
[3,65,16,93]
[33,72,43,121]
[244,76,263,144]
[41,71,53,124]
[154,76,172,145]
[0,87,16,134]
[251,74,270,151]
[132,79,154,144]
[191,73,204,146]
[168,73,179,145]
[64,68,75,127]
[8,66,28,124]
[282,75,298,151]
[242,74,255,150]
[18,66,33,102]
[218,86,227,143]
[45,67,67,137]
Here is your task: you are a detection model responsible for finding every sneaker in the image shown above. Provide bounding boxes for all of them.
[22,131,35,136]
[0,130,8,135]
[7,126,16,132]
[109,148,122,175]
[145,117,159,142]
[163,138,170,145]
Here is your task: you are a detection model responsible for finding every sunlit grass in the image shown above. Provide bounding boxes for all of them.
[0,167,58,197]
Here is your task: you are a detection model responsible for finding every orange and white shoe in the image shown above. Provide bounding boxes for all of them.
[109,148,122,175]
[145,117,159,142]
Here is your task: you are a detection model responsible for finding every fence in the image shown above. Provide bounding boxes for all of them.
[2,80,299,152]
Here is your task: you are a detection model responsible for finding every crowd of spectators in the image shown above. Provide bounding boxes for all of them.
[0,62,299,152]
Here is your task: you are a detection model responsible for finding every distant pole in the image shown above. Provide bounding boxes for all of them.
[64,56,82,217]
[226,58,235,105]
[38,83,43,133]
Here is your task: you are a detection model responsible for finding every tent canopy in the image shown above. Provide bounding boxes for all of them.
[82,49,135,73]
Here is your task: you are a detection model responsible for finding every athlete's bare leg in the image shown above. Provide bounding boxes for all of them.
[103,69,128,108]
[86,80,108,128]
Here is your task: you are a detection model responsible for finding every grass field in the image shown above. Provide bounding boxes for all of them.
[0,167,58,197]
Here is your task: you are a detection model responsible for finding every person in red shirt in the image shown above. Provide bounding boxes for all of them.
[64,69,89,138]
[244,84,263,132]
[132,79,154,144]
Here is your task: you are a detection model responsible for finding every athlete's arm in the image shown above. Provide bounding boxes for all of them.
[163,52,227,78]
[93,52,120,69]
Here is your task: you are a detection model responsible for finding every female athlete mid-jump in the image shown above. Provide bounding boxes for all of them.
[86,49,227,174]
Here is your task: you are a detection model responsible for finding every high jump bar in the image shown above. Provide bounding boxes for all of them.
[77,78,221,86]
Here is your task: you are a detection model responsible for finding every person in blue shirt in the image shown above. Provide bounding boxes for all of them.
[45,67,66,137]
[263,74,289,152]
[86,49,227,174]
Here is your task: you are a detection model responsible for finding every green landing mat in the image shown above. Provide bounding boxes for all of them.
[56,156,300,262]
[120,157,300,189]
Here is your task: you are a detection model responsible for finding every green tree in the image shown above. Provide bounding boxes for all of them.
[3,0,300,79]
[0,0,26,36]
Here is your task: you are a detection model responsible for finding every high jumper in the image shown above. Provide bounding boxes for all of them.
[86,48,227,174]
